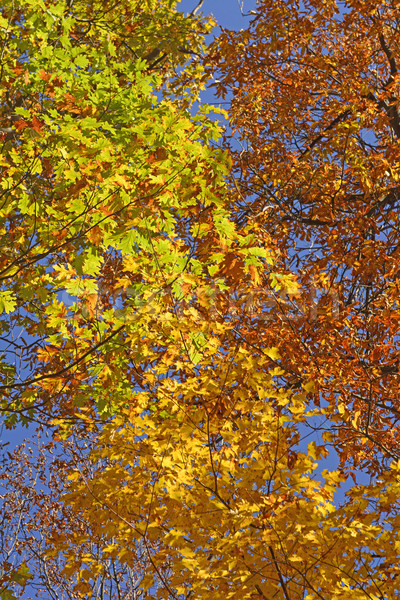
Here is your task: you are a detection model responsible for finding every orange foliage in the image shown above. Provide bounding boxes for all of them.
[208,0,400,473]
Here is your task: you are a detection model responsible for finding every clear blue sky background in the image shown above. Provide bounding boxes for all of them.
[177,0,255,111]
[177,0,254,31]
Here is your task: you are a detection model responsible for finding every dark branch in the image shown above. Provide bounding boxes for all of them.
[0,326,125,391]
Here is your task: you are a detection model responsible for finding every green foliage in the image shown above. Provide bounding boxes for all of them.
[0,0,244,426]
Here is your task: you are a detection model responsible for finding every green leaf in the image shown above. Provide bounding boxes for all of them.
[11,564,33,587]
[0,589,18,600]
[0,291,17,314]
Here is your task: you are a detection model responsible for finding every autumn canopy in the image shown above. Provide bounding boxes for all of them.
[1,0,400,598]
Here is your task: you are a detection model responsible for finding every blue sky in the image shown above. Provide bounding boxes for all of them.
[177,0,254,30]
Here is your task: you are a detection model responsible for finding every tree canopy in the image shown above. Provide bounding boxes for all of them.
[2,0,400,599]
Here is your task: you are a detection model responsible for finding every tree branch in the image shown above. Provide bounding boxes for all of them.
[0,325,125,391]
[269,546,291,600]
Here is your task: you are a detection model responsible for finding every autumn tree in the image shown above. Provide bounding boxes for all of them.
[207,0,400,473]
[0,433,157,599]
[3,0,400,599]
[0,0,244,428]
